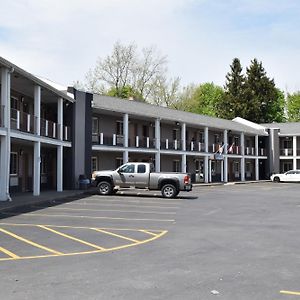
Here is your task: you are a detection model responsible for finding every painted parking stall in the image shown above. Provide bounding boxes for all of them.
[0,193,182,262]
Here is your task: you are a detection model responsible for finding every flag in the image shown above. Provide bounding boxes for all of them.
[218,144,225,154]
[228,143,234,153]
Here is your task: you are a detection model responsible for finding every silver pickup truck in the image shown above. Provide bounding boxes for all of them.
[91,162,192,198]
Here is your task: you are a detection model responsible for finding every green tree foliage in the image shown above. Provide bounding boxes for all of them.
[216,58,245,119]
[174,83,224,117]
[287,92,300,121]
[246,59,285,123]
[218,58,285,123]
[107,85,143,100]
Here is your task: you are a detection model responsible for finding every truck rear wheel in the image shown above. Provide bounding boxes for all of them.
[161,184,178,198]
[97,181,113,195]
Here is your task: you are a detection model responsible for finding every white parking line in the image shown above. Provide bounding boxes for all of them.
[2,212,176,223]
[32,206,176,215]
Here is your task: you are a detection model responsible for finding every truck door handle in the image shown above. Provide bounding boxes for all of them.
[129,175,134,178]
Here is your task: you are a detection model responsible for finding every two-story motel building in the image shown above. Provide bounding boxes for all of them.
[1,57,300,201]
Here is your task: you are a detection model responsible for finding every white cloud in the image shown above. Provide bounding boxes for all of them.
[0,0,300,92]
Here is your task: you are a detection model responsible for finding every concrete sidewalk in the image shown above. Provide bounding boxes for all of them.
[0,190,89,213]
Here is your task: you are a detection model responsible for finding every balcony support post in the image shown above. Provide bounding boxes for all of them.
[181,123,186,151]
[293,136,297,169]
[34,85,41,136]
[155,118,160,172]
[224,129,228,182]
[57,145,63,192]
[123,113,129,148]
[58,97,63,140]
[240,132,245,181]
[255,135,259,180]
[33,141,41,196]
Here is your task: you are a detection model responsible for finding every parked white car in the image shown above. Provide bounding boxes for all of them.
[270,170,300,182]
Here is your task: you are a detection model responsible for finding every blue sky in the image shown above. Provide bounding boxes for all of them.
[1,0,300,93]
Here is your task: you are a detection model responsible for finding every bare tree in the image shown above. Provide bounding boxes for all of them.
[149,75,181,107]
[79,41,175,103]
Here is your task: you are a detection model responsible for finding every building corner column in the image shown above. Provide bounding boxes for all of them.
[0,68,11,201]
[57,97,63,192]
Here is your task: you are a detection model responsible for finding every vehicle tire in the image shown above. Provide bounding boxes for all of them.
[97,181,113,195]
[273,176,280,183]
[161,184,178,198]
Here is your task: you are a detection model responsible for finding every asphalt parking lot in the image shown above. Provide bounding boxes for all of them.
[1,183,300,299]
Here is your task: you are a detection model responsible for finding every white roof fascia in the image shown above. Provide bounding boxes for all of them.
[232,117,267,132]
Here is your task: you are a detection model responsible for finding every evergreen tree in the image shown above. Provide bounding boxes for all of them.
[244,59,284,123]
[216,58,245,119]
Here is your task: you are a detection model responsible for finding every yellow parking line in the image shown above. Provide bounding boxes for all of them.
[0,229,168,262]
[280,290,300,296]
[0,246,20,259]
[0,228,62,255]
[139,230,157,237]
[37,225,105,251]
[9,212,175,222]
[0,222,166,232]
[92,228,140,243]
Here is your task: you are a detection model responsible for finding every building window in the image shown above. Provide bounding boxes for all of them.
[41,155,48,174]
[173,129,179,140]
[283,138,292,149]
[91,157,98,172]
[283,161,292,172]
[11,96,19,110]
[142,125,148,137]
[116,158,123,168]
[92,117,99,134]
[173,160,180,172]
[214,134,220,144]
[234,161,239,172]
[116,121,123,136]
[246,162,251,172]
[199,132,204,143]
[10,152,18,175]
[234,137,239,146]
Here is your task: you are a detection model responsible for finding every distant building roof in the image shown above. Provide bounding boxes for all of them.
[92,94,268,136]
[263,122,300,135]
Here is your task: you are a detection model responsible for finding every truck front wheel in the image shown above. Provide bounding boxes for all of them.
[161,184,178,198]
[97,181,113,195]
